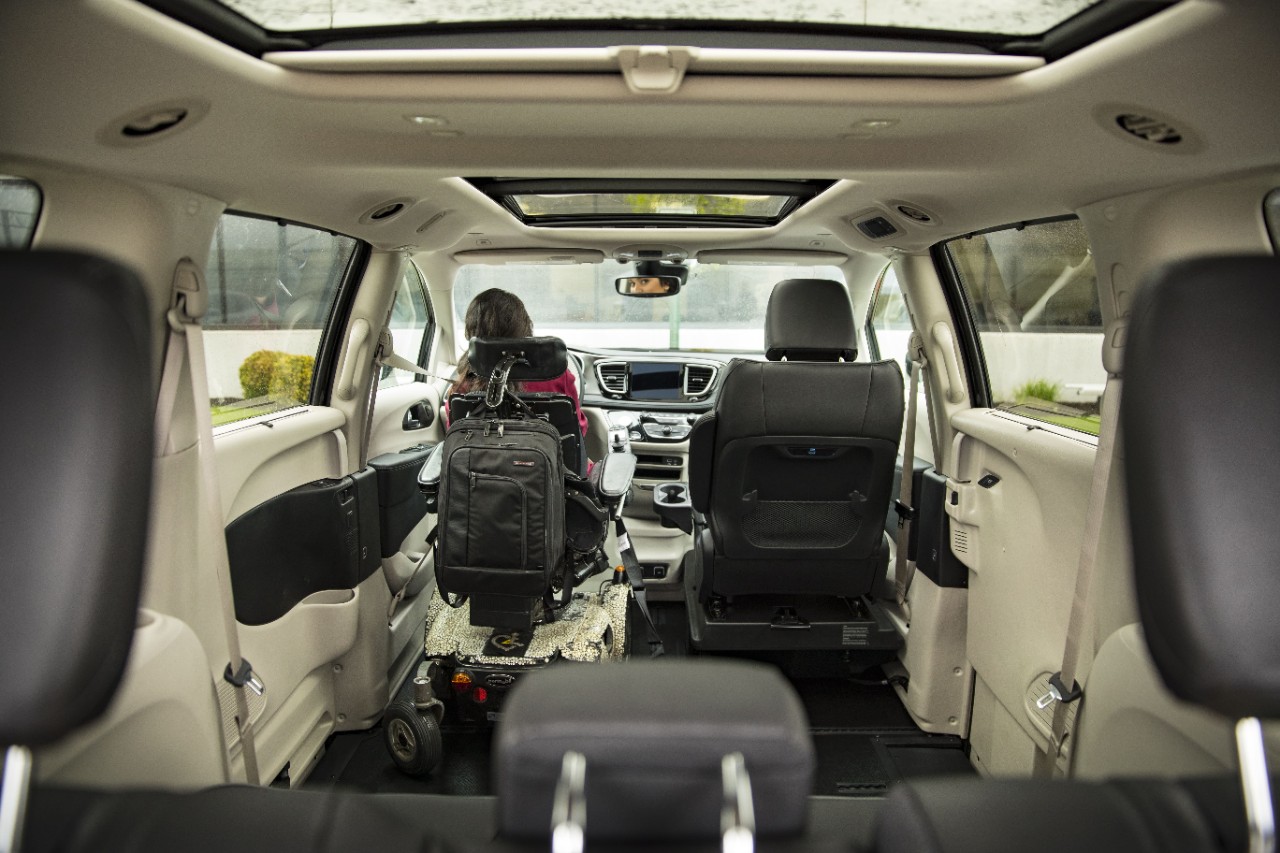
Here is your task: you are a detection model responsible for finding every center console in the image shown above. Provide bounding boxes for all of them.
[606,410,699,592]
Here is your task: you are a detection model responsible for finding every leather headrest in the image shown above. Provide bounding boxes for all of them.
[495,660,814,841]
[764,279,857,361]
[0,251,153,745]
[468,336,567,382]
[1123,255,1280,718]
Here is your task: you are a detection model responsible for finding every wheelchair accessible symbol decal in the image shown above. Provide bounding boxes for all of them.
[492,633,525,650]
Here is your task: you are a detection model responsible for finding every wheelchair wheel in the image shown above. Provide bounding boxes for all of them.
[383,698,443,777]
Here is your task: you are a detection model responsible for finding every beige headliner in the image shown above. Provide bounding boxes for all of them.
[1,0,1278,258]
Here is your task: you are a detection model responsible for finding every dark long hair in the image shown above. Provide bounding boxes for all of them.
[453,288,535,395]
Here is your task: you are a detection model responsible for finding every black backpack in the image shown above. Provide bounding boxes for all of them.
[435,410,565,629]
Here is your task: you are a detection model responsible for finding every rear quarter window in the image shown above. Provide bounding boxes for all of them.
[946,217,1105,435]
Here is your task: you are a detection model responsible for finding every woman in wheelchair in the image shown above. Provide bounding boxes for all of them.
[447,287,589,446]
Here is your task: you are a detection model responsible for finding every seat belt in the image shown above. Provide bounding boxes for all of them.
[1033,376,1123,778]
[154,260,263,785]
[893,332,935,609]
[614,516,665,657]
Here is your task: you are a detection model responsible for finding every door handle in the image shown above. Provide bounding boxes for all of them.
[403,400,434,431]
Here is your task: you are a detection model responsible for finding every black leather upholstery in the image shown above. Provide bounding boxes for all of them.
[688,276,903,615]
[702,358,903,593]
[468,336,567,382]
[26,786,475,853]
[1123,256,1280,718]
[875,777,1257,853]
[0,251,153,746]
[495,660,814,842]
[765,279,857,361]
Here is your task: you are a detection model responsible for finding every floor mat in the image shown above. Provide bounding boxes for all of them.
[306,725,493,796]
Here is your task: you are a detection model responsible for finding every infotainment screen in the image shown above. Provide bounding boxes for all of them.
[629,363,683,400]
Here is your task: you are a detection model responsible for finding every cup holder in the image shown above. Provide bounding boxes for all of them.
[658,483,688,505]
[652,481,693,534]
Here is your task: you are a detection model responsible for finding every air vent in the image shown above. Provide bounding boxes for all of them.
[1116,113,1182,145]
[896,204,934,224]
[99,100,209,148]
[855,216,899,240]
[684,364,716,397]
[596,362,628,395]
[123,108,188,137]
[369,202,405,221]
[360,198,414,224]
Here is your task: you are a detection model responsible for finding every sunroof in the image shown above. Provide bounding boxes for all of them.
[469,179,833,228]
[219,0,1098,37]
[513,193,790,219]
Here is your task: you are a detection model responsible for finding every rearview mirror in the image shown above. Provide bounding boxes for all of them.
[615,276,681,297]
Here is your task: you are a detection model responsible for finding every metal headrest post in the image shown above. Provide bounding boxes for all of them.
[484,352,524,410]
[1237,718,1275,853]
[550,750,587,853]
[0,745,33,853]
[721,752,756,853]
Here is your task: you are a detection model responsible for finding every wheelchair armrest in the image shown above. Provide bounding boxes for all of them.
[417,442,445,513]
[593,451,636,506]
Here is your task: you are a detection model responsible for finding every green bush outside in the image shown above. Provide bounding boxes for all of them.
[239,350,314,404]
[1012,378,1061,403]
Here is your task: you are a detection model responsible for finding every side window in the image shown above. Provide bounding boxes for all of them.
[865,263,912,365]
[0,176,42,249]
[945,217,1105,435]
[380,261,435,388]
[204,213,357,425]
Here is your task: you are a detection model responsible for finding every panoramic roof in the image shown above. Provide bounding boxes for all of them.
[467,180,835,229]
[219,0,1098,36]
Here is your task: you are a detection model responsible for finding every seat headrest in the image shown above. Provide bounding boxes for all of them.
[1123,255,1280,719]
[0,250,153,745]
[765,279,857,362]
[495,660,814,841]
[468,336,567,382]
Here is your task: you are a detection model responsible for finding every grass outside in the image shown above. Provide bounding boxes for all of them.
[211,395,300,426]
[1000,401,1102,437]
[1028,411,1101,436]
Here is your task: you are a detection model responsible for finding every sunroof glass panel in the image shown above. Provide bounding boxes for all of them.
[511,193,791,219]
[220,0,1101,36]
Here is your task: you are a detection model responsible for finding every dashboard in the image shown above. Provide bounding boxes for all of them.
[578,352,727,410]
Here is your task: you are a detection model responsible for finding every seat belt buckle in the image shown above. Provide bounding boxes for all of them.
[1035,672,1082,710]
[225,659,265,697]
[894,500,916,527]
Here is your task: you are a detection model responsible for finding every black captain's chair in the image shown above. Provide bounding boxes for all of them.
[685,278,906,652]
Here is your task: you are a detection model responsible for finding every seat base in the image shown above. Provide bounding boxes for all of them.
[688,593,903,653]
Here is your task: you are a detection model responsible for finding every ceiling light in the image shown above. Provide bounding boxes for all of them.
[855,119,898,130]
[405,114,448,126]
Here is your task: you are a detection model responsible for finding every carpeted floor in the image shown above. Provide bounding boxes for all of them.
[304,606,973,798]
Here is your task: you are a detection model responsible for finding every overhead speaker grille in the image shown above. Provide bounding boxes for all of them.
[855,216,899,240]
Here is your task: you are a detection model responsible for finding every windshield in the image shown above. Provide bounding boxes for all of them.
[452,260,844,353]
